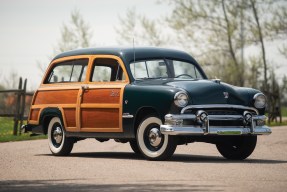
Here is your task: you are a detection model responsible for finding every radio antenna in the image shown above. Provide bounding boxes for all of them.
[133,37,135,63]
[133,36,136,76]
[132,14,136,76]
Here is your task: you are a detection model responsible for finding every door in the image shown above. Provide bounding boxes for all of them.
[33,57,89,132]
[78,55,129,132]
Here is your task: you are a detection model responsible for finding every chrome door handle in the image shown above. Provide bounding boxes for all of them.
[81,85,89,90]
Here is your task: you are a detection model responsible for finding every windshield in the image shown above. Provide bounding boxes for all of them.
[130,59,203,80]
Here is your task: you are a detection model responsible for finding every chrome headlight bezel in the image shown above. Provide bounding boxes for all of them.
[253,93,267,109]
[174,91,189,107]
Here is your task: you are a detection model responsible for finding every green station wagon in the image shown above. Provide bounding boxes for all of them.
[23,47,271,160]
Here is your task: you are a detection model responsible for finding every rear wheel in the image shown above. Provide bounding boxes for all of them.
[216,136,257,160]
[136,116,177,160]
[48,117,74,156]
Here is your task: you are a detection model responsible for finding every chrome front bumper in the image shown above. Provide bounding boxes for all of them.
[160,105,272,136]
[160,125,272,135]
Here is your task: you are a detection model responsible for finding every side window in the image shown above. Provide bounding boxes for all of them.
[171,60,203,79]
[130,60,168,79]
[130,61,146,79]
[46,59,88,83]
[92,66,112,82]
[91,58,126,82]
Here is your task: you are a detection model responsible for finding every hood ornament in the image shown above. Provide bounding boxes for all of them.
[223,92,229,99]
[212,79,221,84]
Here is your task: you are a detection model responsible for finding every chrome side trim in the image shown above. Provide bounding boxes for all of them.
[181,104,259,115]
[122,113,134,118]
[165,114,196,120]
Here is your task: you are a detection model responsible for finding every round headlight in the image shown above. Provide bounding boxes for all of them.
[253,93,267,109]
[174,91,189,107]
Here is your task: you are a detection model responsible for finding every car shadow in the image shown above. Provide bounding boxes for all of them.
[170,154,287,164]
[0,179,225,192]
[37,152,287,164]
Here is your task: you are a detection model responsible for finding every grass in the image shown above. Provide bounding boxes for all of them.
[0,117,46,143]
[268,120,287,127]
[266,106,287,127]
[282,106,287,117]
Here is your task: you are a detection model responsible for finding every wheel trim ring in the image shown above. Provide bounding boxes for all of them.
[137,117,168,158]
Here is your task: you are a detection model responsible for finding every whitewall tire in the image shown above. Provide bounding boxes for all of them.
[48,117,74,156]
[136,116,177,160]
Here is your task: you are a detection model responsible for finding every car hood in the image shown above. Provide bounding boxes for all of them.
[166,79,254,106]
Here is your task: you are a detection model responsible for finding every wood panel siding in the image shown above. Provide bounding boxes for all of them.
[30,109,40,121]
[33,90,78,105]
[82,89,120,104]
[64,108,76,127]
[81,108,119,128]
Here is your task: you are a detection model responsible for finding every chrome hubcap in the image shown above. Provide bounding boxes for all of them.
[148,128,162,147]
[53,127,63,144]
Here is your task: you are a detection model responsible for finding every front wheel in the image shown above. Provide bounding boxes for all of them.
[48,117,74,156]
[216,136,257,160]
[129,140,141,154]
[136,116,177,160]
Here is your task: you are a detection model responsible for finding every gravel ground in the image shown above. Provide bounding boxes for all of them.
[0,126,286,192]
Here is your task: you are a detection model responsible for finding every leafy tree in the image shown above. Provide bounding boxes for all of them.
[0,72,4,90]
[115,9,170,46]
[2,71,20,89]
[267,4,287,58]
[55,9,92,53]
[167,0,256,86]
[38,9,93,73]
[116,1,286,89]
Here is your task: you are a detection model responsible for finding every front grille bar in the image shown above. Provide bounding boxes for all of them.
[181,104,259,115]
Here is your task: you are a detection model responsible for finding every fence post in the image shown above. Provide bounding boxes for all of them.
[13,77,22,136]
[19,78,27,135]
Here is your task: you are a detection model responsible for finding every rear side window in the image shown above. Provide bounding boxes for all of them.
[91,58,126,82]
[45,59,88,83]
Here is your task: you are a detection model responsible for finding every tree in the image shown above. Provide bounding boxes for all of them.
[2,71,20,89]
[55,9,92,54]
[38,9,93,73]
[246,0,268,91]
[267,3,287,58]
[116,1,286,89]
[166,0,248,86]
[0,71,4,90]
[115,9,170,46]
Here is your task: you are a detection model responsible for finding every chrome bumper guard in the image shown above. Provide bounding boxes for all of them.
[160,106,272,136]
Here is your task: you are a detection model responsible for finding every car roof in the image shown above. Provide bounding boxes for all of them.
[52,47,198,65]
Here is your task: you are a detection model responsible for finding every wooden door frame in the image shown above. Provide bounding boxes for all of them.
[77,55,130,132]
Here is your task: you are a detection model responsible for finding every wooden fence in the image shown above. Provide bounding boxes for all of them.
[0,77,34,135]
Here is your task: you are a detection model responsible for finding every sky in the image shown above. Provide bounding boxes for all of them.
[0,0,286,90]
[0,0,171,90]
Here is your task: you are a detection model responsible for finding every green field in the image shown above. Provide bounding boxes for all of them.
[282,106,287,117]
[0,117,46,142]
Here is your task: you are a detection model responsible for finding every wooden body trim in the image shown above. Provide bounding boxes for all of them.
[28,54,130,134]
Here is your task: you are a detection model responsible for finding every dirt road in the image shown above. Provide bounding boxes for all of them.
[0,126,286,192]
